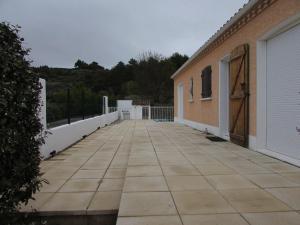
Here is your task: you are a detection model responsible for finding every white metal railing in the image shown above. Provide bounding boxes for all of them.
[108,107,118,113]
[142,106,174,122]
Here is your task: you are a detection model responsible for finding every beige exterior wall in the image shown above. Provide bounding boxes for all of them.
[173,0,300,136]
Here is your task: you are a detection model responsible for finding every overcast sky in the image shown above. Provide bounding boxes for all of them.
[0,0,248,68]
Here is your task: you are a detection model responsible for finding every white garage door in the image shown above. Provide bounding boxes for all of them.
[266,23,300,160]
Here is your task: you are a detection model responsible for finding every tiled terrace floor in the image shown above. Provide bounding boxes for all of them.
[23,120,300,225]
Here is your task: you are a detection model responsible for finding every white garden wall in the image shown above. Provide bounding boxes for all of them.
[40,111,118,159]
[38,79,119,159]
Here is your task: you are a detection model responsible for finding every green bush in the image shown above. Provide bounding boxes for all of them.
[0,22,45,224]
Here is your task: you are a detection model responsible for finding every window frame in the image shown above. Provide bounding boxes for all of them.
[189,77,194,102]
[201,65,212,99]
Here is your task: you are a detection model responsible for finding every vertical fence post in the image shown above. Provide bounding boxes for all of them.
[81,89,85,120]
[39,78,47,158]
[99,96,102,115]
[67,88,71,124]
[103,96,108,114]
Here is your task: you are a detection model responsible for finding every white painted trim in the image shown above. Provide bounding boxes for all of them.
[218,54,230,141]
[255,148,300,167]
[175,118,257,146]
[175,115,258,152]
[248,135,257,150]
[176,116,300,167]
[178,118,220,136]
[177,83,184,121]
[174,116,183,124]
[200,97,212,101]
[256,40,267,149]
[256,12,300,166]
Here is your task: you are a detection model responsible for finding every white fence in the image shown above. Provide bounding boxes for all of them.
[119,105,174,122]
[38,79,119,159]
[40,111,118,159]
[149,106,174,122]
[108,107,118,113]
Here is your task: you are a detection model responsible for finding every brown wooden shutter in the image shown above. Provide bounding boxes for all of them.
[201,66,212,98]
[229,44,249,147]
[201,71,205,98]
[207,66,212,97]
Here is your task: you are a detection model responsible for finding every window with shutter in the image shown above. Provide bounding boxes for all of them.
[201,66,212,98]
[189,77,194,101]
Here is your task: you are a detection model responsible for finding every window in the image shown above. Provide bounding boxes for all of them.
[201,66,212,98]
[189,77,194,101]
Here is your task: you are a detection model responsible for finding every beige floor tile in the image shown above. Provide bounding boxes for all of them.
[118,192,177,216]
[246,174,298,188]
[110,157,129,168]
[128,156,159,166]
[260,162,300,173]
[162,165,200,176]
[71,169,105,179]
[59,179,100,192]
[172,190,235,214]
[104,168,126,178]
[187,156,220,165]
[243,212,300,225]
[39,179,66,193]
[266,187,300,210]
[88,191,122,212]
[195,163,237,175]
[81,161,111,170]
[32,121,300,219]
[98,178,124,191]
[40,192,93,212]
[123,176,168,192]
[226,162,271,174]
[20,193,53,212]
[181,214,248,225]
[220,189,290,212]
[126,166,163,177]
[157,154,190,165]
[206,175,258,189]
[117,216,182,225]
[42,166,78,179]
[166,176,213,191]
[63,157,88,164]
[281,172,300,185]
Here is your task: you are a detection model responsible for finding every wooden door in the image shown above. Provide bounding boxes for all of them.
[229,44,249,147]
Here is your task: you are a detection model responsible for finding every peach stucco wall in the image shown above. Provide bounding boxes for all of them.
[173,0,300,136]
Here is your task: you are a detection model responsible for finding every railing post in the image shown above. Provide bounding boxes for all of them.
[67,88,70,124]
[81,90,85,120]
[103,96,108,114]
[148,105,151,120]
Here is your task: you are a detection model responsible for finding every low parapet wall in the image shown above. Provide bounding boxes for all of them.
[40,111,118,159]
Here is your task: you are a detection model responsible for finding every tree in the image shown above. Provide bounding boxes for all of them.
[88,61,104,70]
[169,52,189,69]
[35,52,189,108]
[0,23,45,224]
[74,59,88,69]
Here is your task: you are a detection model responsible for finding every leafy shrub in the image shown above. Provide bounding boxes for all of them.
[0,22,44,224]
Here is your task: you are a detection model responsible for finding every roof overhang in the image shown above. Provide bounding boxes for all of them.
[171,0,260,79]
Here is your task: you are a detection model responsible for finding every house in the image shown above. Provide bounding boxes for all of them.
[171,0,300,166]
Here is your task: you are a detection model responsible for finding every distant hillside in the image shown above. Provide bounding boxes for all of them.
[34,52,188,105]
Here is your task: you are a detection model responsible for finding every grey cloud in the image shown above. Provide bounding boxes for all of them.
[0,0,248,68]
